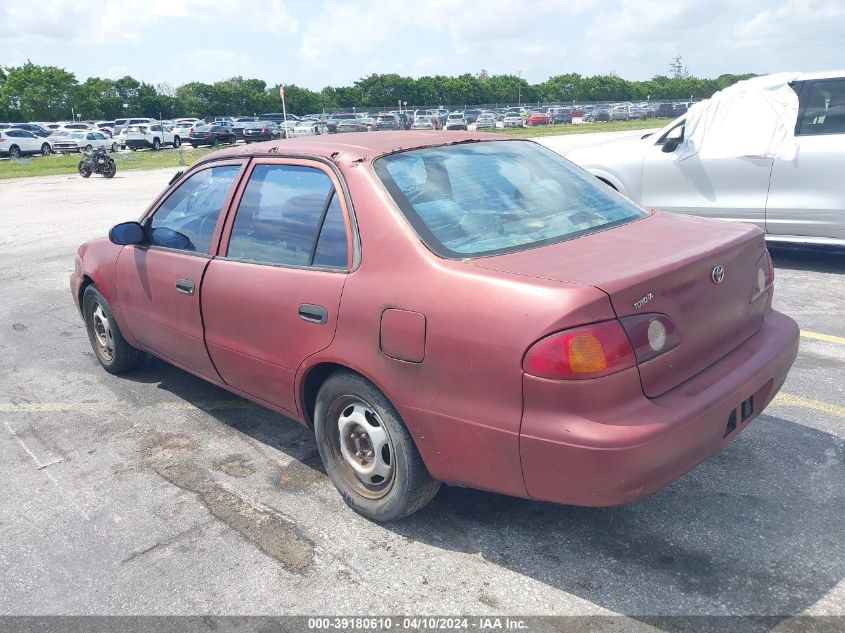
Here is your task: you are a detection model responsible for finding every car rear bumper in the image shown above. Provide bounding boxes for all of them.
[520,309,800,506]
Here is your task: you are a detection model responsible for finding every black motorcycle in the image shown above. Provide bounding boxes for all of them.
[78,146,116,178]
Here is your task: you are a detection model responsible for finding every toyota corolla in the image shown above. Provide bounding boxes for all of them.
[70,132,799,521]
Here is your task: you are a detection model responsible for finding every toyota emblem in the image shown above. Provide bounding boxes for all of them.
[711,265,725,284]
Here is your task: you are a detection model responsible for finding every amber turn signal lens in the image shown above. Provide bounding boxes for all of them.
[567,333,609,373]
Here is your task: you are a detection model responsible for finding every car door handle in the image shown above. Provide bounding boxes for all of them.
[298,304,328,325]
[175,278,195,295]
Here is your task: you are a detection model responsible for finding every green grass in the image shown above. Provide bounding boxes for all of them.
[0,146,218,180]
[491,117,674,137]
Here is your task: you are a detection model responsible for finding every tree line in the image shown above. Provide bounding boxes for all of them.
[0,61,756,122]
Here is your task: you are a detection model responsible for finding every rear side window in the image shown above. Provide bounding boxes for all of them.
[148,164,242,253]
[226,164,348,269]
[375,140,647,258]
[798,79,845,135]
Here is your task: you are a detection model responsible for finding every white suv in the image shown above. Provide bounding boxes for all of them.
[124,122,180,151]
[0,129,53,157]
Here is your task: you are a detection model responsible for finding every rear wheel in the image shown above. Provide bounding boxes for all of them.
[41,143,51,156]
[9,145,21,158]
[314,371,440,521]
[110,142,118,153]
[173,136,181,148]
[212,137,219,147]
[82,286,144,374]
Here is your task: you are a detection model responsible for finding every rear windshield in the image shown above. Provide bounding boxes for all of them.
[374,140,647,258]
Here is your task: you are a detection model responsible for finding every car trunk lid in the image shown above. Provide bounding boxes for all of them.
[471,212,769,397]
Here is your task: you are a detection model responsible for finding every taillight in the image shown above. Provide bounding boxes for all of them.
[619,313,681,364]
[751,250,774,302]
[523,320,636,380]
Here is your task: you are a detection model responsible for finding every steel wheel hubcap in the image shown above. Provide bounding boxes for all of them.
[91,304,114,361]
[335,400,394,492]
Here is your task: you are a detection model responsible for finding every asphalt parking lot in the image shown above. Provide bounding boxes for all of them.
[0,133,843,631]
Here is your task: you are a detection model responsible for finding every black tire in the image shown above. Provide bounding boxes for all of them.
[173,136,181,148]
[212,136,219,147]
[110,142,118,153]
[229,135,236,144]
[82,285,144,374]
[190,143,198,148]
[103,160,116,178]
[152,138,160,151]
[9,145,21,158]
[130,147,137,151]
[314,371,440,521]
[78,161,92,178]
[41,143,51,156]
[85,144,93,152]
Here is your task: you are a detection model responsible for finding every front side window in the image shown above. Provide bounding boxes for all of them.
[148,164,241,253]
[226,164,348,269]
[798,79,845,135]
[375,140,647,258]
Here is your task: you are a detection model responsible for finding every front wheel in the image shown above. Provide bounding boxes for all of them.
[85,144,93,152]
[78,161,92,178]
[82,285,145,374]
[152,138,160,151]
[173,136,181,148]
[103,160,116,178]
[229,135,236,144]
[314,371,440,521]
[111,142,118,153]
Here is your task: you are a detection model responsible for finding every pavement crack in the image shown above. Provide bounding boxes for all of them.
[121,520,213,564]
[146,434,314,574]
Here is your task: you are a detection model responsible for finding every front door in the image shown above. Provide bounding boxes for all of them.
[641,120,771,229]
[116,161,245,379]
[201,159,353,414]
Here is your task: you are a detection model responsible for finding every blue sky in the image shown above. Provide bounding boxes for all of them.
[2,0,844,90]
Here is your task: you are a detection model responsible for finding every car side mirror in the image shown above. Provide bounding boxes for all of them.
[662,138,682,153]
[109,221,145,245]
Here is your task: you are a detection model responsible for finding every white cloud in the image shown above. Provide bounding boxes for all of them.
[0,0,297,44]
[734,0,845,50]
[177,49,255,82]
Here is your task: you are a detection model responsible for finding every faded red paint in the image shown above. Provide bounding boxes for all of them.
[71,132,800,507]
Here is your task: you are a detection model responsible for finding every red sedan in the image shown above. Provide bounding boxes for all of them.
[70,132,799,521]
[525,111,551,126]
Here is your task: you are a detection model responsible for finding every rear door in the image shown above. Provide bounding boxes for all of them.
[115,160,246,379]
[641,120,771,229]
[201,158,353,414]
[766,78,845,242]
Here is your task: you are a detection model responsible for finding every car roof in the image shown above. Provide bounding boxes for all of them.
[205,131,506,168]
[796,69,845,81]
